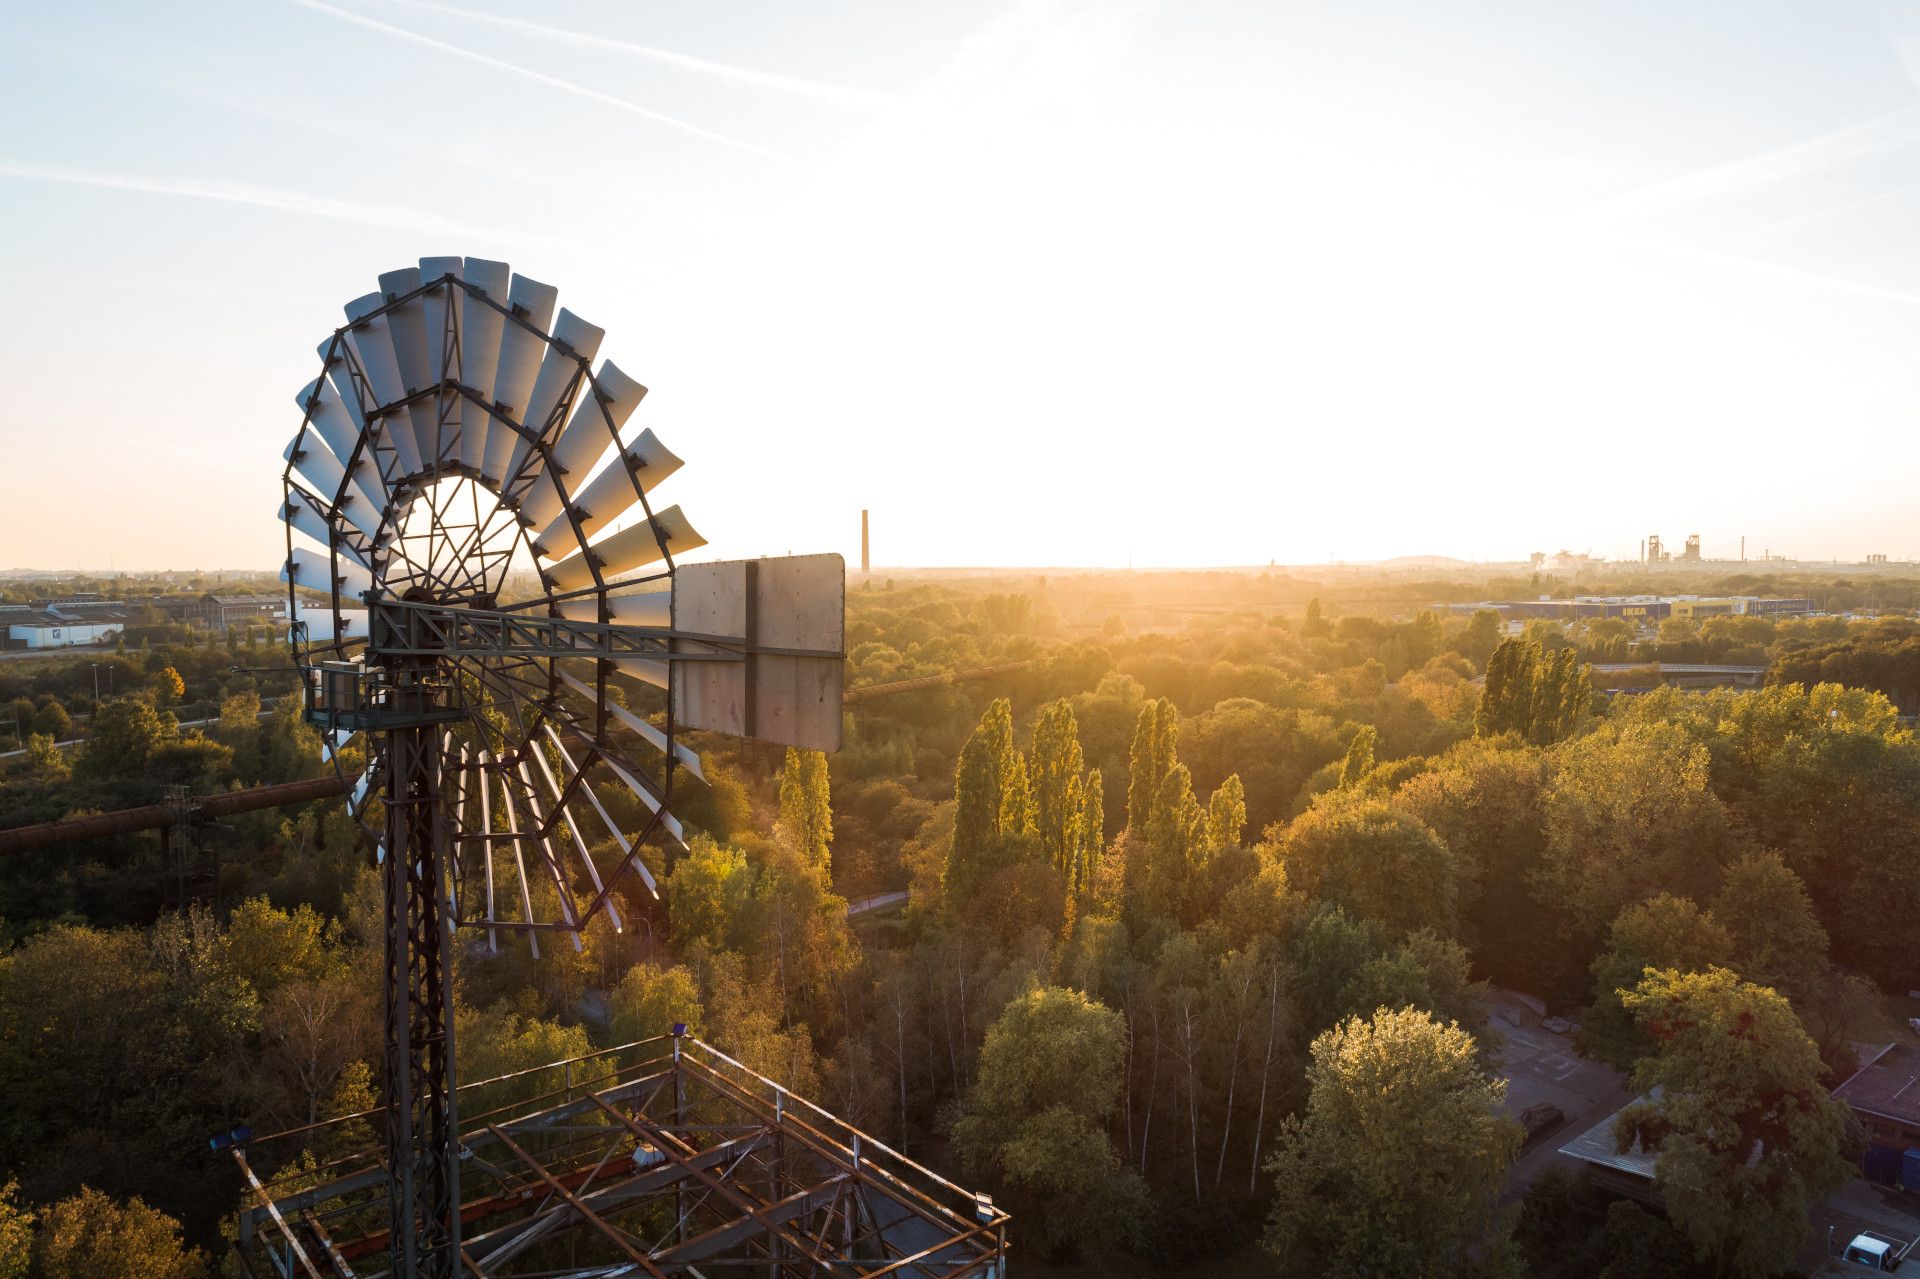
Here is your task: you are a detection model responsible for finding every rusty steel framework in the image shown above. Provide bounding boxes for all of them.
[233,1034,1009,1279]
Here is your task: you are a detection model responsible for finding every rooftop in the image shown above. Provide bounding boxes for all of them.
[1833,1043,1920,1127]
[1559,1104,1659,1181]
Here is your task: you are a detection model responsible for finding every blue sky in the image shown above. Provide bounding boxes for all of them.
[5,1,1920,569]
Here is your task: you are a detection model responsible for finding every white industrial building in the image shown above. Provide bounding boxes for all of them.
[1,602,130,650]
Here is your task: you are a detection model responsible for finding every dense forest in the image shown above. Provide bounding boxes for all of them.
[0,569,1916,1276]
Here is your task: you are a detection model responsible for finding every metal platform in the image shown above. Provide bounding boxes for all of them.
[232,1034,1010,1279]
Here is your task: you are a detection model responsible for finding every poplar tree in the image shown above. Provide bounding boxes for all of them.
[1143,763,1205,925]
[1081,767,1105,884]
[1029,701,1086,871]
[1338,726,1377,789]
[1474,641,1514,737]
[1000,753,1035,840]
[1126,700,1163,833]
[954,698,1017,857]
[777,748,833,873]
[1207,774,1246,853]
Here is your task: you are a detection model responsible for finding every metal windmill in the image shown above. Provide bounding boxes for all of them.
[280,256,844,1278]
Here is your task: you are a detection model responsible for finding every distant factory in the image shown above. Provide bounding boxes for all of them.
[1446,595,1816,624]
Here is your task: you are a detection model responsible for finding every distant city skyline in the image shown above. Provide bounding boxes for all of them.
[7,2,1920,569]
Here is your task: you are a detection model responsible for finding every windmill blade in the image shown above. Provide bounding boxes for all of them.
[283,435,383,543]
[315,338,369,434]
[542,724,658,898]
[482,273,559,483]
[493,750,540,960]
[553,585,670,627]
[540,505,707,594]
[288,604,369,645]
[505,309,604,490]
[376,265,437,476]
[283,550,374,602]
[586,739,686,846]
[472,748,497,953]
[295,378,389,506]
[419,255,466,470]
[278,488,376,571]
[347,767,372,816]
[319,726,356,764]
[557,671,703,780]
[513,758,585,951]
[458,258,510,478]
[526,727,623,931]
[341,294,425,477]
[529,428,685,555]
[515,361,647,532]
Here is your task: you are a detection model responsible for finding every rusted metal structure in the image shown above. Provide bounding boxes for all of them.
[0,772,351,856]
[233,1033,1008,1279]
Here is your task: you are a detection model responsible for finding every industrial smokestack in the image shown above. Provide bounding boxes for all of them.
[861,509,870,575]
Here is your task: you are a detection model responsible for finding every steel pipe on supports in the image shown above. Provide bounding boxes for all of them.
[0,774,350,856]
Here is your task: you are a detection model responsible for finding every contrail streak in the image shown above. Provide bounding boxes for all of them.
[1611,230,1920,309]
[0,158,567,248]
[1594,111,1920,220]
[384,0,893,108]
[289,0,803,167]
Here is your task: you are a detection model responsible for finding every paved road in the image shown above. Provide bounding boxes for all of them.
[0,645,127,663]
[1488,992,1632,1199]
[847,889,910,919]
[1804,1179,1920,1273]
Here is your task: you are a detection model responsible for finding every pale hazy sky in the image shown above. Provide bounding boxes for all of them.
[5,1,1920,570]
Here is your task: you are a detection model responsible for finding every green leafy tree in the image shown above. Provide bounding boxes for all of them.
[1614,967,1853,1276]
[951,986,1146,1260]
[0,1181,28,1279]
[777,748,833,873]
[1124,697,1180,833]
[667,837,755,953]
[696,947,820,1096]
[1581,894,1731,1068]
[1290,905,1381,1037]
[153,665,185,708]
[457,1007,594,1111]
[1460,609,1502,666]
[1346,929,1497,1059]
[1539,721,1730,935]
[74,697,172,780]
[1337,725,1376,789]
[1477,639,1587,744]
[1264,1006,1521,1276]
[30,698,70,741]
[35,1187,206,1279]
[1710,850,1828,1008]
[1028,700,1084,865]
[608,962,703,1045]
[1205,773,1245,853]
[1139,762,1205,930]
[1392,740,1579,1001]
[23,733,67,781]
[946,699,1040,908]
[1275,799,1458,940]
[1476,638,1531,737]
[1078,766,1105,884]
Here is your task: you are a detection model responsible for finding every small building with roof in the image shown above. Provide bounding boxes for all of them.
[1558,1093,1663,1204]
[1833,1042,1920,1186]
